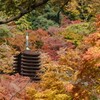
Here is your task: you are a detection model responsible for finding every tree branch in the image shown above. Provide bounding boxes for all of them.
[0,0,49,24]
[57,0,71,24]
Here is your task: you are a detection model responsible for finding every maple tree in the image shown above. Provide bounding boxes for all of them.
[0,0,71,24]
[0,2,100,99]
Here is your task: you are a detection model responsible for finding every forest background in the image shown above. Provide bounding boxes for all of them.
[0,0,100,100]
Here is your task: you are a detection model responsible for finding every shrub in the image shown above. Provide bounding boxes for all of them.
[34,40,44,49]
[58,23,100,99]
[80,31,100,80]
[0,44,14,73]
[95,14,100,31]
[66,22,96,35]
[61,30,83,47]
[7,33,37,51]
[15,15,32,31]
[7,34,25,51]
[47,27,65,36]
[41,36,67,60]
[31,16,59,30]
[60,22,96,47]
[8,28,49,51]
[28,5,59,30]
[0,25,12,43]
[26,56,72,100]
[76,31,100,99]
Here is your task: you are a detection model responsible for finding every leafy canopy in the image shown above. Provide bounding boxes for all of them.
[0,0,71,24]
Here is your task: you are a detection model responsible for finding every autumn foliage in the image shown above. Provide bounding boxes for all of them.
[0,15,100,100]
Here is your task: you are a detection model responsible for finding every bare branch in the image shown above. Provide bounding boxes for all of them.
[57,0,71,24]
[0,0,49,24]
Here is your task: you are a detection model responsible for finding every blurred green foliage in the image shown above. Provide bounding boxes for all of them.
[0,25,12,43]
[63,31,83,46]
[15,16,32,31]
[66,22,96,34]
[90,95,98,100]
[0,25,11,37]
[62,0,96,21]
[60,22,96,46]
[27,4,59,30]
[35,40,44,49]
